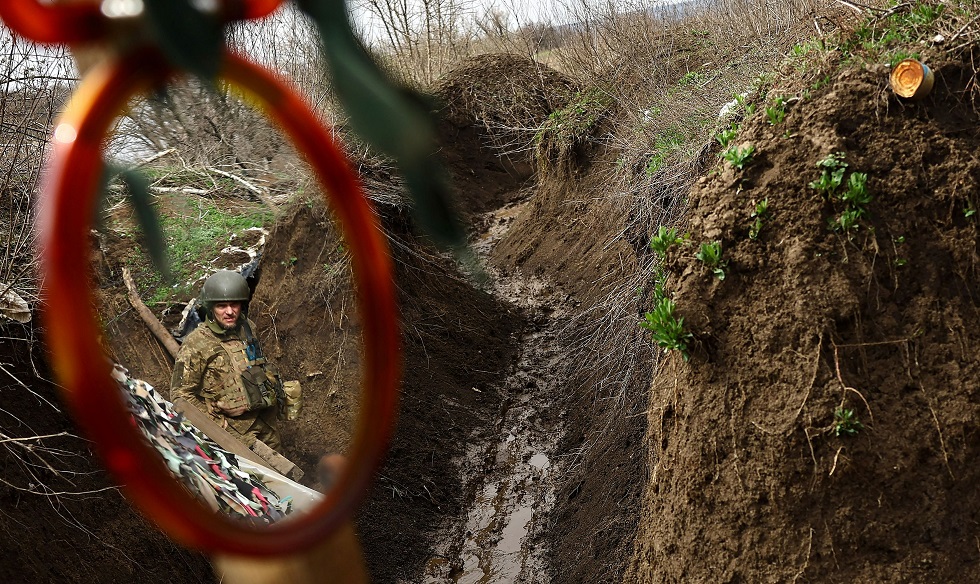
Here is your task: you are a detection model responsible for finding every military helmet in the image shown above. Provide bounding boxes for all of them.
[199,270,250,309]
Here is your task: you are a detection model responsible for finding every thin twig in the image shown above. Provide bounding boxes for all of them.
[831,343,875,426]
[0,362,60,412]
[950,13,980,44]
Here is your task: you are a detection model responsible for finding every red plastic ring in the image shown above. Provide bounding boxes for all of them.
[0,0,106,44]
[0,0,283,45]
[40,47,401,555]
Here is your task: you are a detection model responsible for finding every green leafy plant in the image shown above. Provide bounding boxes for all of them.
[765,96,786,125]
[722,144,755,170]
[734,93,756,116]
[645,129,685,175]
[716,124,738,148]
[964,202,976,218]
[841,2,943,63]
[678,71,702,86]
[810,75,832,92]
[649,225,684,255]
[535,88,612,147]
[695,240,727,279]
[748,198,770,240]
[809,152,848,195]
[829,208,863,232]
[640,297,694,361]
[840,172,871,207]
[833,406,864,437]
[810,153,873,232]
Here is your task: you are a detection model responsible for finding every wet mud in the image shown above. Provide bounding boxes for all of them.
[424,202,574,583]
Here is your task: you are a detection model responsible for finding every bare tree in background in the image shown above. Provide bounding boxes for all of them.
[0,31,74,320]
[105,5,340,202]
[354,0,478,86]
[0,31,119,511]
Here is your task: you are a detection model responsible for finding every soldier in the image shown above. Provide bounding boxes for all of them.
[171,270,298,452]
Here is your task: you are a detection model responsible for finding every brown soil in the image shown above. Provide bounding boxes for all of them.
[628,51,980,582]
[0,331,213,583]
[3,37,979,584]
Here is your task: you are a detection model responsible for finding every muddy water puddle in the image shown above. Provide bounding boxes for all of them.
[424,202,569,583]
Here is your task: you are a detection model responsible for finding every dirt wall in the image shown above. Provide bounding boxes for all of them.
[629,55,980,583]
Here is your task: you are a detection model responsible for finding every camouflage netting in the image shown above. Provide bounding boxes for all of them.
[114,365,314,523]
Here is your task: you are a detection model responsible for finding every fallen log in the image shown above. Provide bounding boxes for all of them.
[121,267,180,359]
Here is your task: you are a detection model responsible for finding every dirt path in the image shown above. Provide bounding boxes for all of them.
[422,201,576,583]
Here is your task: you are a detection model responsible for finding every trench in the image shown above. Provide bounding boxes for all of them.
[422,200,574,583]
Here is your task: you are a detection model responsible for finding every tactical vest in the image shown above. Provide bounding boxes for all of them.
[214,321,285,416]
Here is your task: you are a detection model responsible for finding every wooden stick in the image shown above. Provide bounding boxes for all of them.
[172,398,269,468]
[121,267,180,359]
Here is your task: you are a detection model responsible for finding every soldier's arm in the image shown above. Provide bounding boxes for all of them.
[170,344,209,413]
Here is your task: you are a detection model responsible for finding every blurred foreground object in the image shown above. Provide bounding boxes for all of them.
[3,0,400,558]
[213,455,368,584]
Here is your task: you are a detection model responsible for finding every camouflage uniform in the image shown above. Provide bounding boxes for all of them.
[170,317,281,451]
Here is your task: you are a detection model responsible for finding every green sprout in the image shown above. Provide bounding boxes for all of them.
[833,406,864,437]
[722,144,755,170]
[649,225,684,255]
[830,208,863,232]
[640,297,694,361]
[695,240,727,280]
[734,93,756,116]
[809,152,848,195]
[839,172,872,207]
[811,153,873,233]
[716,124,738,148]
[765,96,786,125]
[749,198,770,240]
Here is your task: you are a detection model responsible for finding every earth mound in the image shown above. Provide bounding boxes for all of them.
[431,53,578,217]
[629,50,980,582]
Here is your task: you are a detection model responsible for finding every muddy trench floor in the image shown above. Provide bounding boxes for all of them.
[422,201,577,583]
